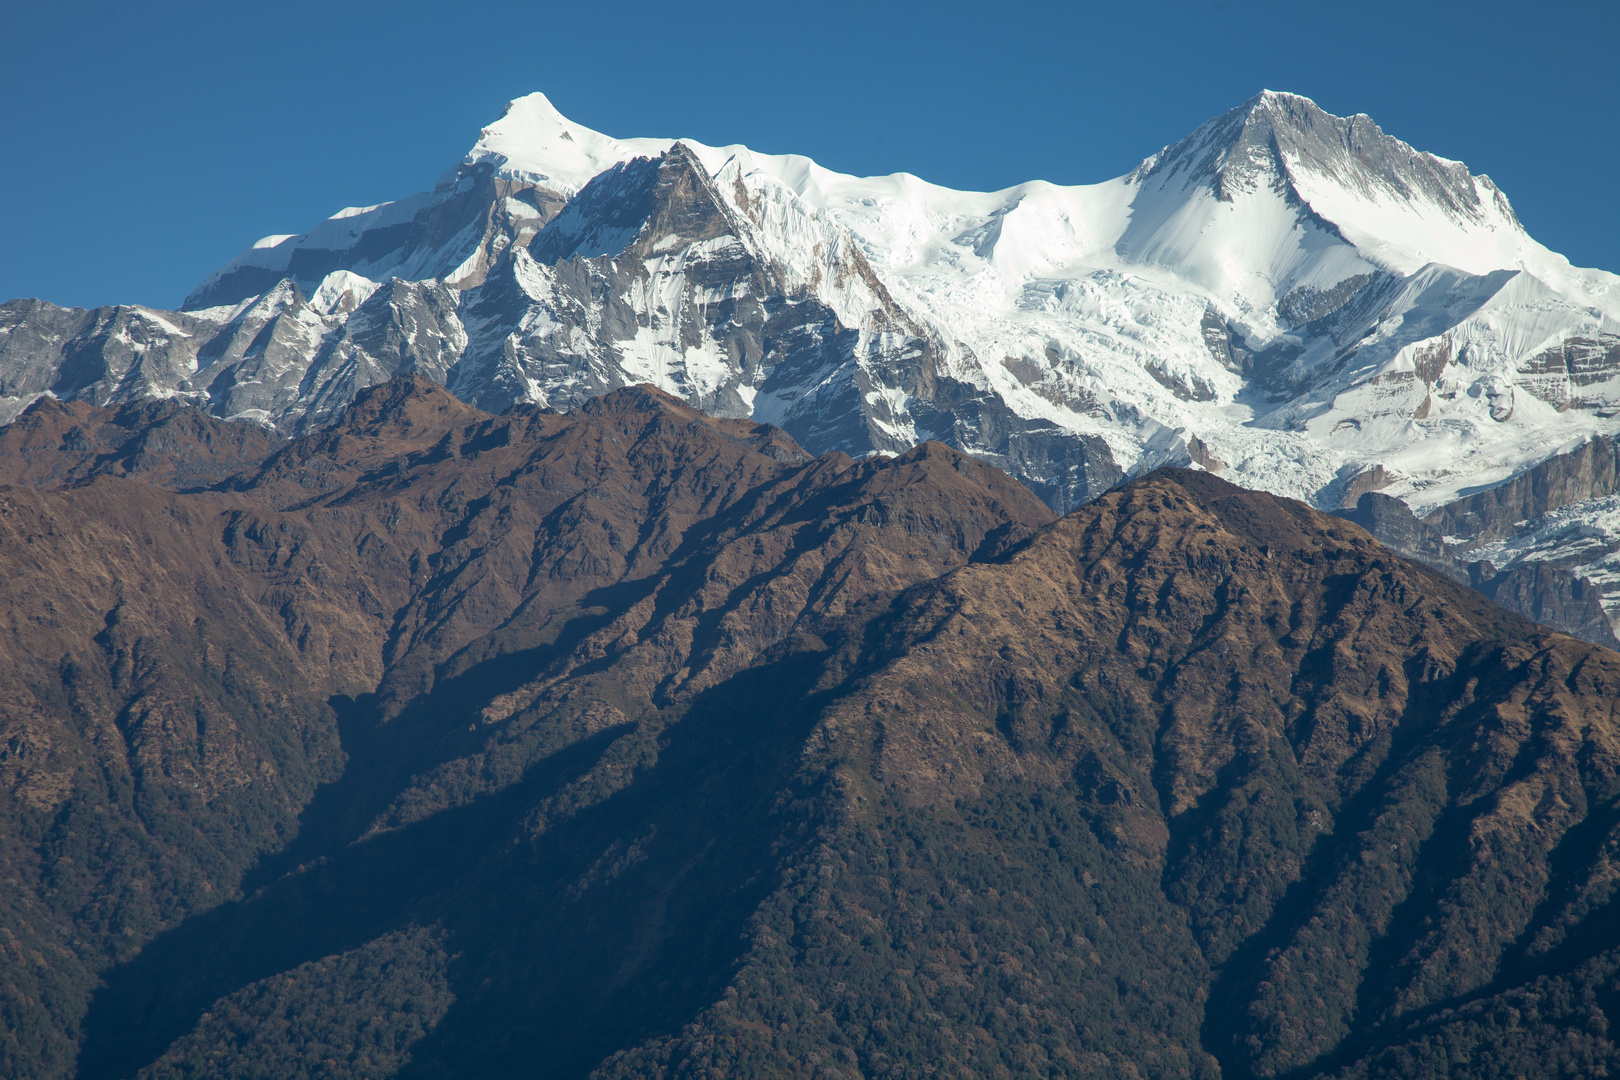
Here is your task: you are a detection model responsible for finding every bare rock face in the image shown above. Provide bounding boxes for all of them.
[1426,434,1620,545]
[182,163,568,310]
[1473,560,1620,647]
[1338,464,1394,509]
[1337,482,1620,650]
[1470,560,1620,650]
[1427,437,1620,643]
[1336,490,1454,567]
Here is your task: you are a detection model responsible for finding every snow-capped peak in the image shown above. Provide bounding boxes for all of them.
[463,92,677,197]
[1130,89,1545,281]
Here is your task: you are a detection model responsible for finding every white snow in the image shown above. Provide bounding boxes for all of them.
[134,309,192,337]
[307,270,382,316]
[329,203,389,220]
[465,93,678,196]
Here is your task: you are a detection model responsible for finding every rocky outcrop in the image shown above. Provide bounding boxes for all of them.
[1336,488,1620,648]
[183,163,569,310]
[1416,435,1620,642]
[1470,559,1620,650]
[1425,434,1620,545]
[1336,490,1454,568]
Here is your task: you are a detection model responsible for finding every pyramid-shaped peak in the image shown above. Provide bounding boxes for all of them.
[1248,88,1338,112]
[485,92,593,146]
[467,92,676,196]
[1249,88,1323,111]
[1139,91,1401,182]
[1237,89,1391,147]
[498,91,571,123]
[1134,89,1515,230]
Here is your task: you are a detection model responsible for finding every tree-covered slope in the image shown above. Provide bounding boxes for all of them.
[3,386,1619,1079]
[0,378,1054,1078]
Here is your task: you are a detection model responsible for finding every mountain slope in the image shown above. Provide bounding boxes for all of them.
[3,378,1620,1076]
[58,462,1620,1080]
[589,470,1620,1080]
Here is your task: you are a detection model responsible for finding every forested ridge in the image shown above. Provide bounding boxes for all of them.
[1,380,1617,1078]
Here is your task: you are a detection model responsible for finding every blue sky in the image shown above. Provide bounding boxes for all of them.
[3,0,1615,310]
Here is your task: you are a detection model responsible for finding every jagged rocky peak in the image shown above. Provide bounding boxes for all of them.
[528,142,744,266]
[629,143,753,257]
[528,155,666,263]
[1140,89,1517,228]
[183,159,570,311]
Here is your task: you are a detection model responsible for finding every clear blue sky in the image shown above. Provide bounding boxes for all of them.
[3,0,1615,310]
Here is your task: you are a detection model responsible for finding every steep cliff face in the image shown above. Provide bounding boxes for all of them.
[1334,437,1620,647]
[1335,491,1455,568]
[1469,559,1620,650]
[182,163,569,310]
[1428,437,1620,636]
[1426,435,1620,545]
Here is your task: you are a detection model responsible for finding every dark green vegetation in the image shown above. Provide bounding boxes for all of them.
[2,380,1619,1078]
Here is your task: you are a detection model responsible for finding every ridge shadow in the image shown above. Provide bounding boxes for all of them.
[75,643,834,1080]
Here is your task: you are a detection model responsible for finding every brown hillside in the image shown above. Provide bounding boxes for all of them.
[0,378,1055,1078]
[662,468,1620,1079]
[5,387,1620,1080]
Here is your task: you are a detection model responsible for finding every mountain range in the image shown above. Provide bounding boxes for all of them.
[5,90,1620,1078]
[4,89,1620,635]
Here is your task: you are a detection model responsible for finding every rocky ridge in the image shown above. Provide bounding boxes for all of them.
[1337,434,1620,647]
